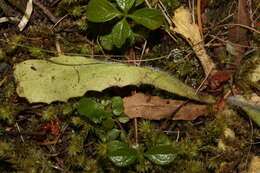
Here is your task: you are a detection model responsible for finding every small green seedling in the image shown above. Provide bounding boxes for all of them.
[86,0,164,50]
[108,141,177,167]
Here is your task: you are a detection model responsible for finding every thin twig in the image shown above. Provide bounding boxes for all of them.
[51,14,68,29]
[144,0,152,8]
[158,0,173,25]
[210,35,260,48]
[195,67,213,95]
[139,40,147,66]
[55,34,62,56]
[32,0,59,23]
[216,23,260,34]
[134,118,138,145]
[196,0,204,39]
[15,122,25,143]
[110,55,169,62]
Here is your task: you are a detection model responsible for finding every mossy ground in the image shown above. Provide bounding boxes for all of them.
[0,0,259,172]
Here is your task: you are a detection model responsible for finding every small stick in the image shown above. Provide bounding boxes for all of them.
[32,0,59,23]
[134,118,138,145]
[15,122,25,143]
[196,0,204,39]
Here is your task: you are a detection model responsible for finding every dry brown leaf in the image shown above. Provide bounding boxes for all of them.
[228,0,250,64]
[170,6,215,75]
[123,93,207,120]
[172,103,207,120]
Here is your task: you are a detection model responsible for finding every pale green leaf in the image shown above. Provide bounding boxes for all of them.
[14,55,215,104]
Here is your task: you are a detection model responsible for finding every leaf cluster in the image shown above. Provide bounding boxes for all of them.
[86,0,164,50]
[75,96,177,168]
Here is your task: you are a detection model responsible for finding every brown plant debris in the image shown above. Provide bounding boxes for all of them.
[170,6,216,75]
[228,0,251,65]
[123,93,207,120]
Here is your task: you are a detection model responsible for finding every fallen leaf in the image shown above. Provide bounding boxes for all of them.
[172,103,207,120]
[228,0,250,64]
[14,55,215,104]
[170,6,215,75]
[123,93,207,120]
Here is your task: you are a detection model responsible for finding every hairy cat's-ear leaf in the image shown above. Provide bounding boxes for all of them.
[128,8,163,30]
[112,19,133,48]
[87,0,122,22]
[116,0,135,12]
[144,145,176,165]
[14,55,215,104]
[108,147,138,167]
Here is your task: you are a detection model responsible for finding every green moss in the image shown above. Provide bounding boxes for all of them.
[0,48,5,60]
[0,103,15,124]
[6,35,23,54]
[18,147,52,173]
[68,133,85,156]
[234,56,260,92]
[0,142,13,155]
[42,105,59,121]
[1,81,15,100]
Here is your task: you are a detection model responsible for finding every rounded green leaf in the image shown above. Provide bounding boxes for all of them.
[100,34,114,50]
[128,8,163,30]
[118,115,130,123]
[102,117,115,129]
[112,19,133,48]
[77,98,97,115]
[144,145,176,165]
[76,98,108,123]
[108,140,128,152]
[108,148,138,167]
[116,0,135,12]
[107,129,121,141]
[87,0,122,22]
[111,96,124,116]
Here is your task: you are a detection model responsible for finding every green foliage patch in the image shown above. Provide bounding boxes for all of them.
[87,0,164,49]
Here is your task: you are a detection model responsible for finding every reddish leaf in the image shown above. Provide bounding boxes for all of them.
[209,70,231,89]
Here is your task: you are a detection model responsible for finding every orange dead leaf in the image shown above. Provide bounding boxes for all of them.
[123,93,207,120]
